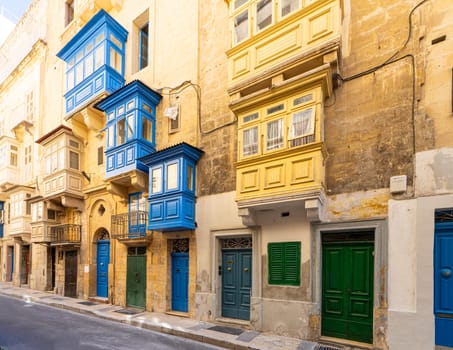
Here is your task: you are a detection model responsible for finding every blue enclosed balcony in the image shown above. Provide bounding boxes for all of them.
[57,9,128,117]
[95,80,161,196]
[140,143,203,232]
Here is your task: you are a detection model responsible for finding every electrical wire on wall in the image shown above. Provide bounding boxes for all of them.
[328,0,430,190]
[158,80,237,137]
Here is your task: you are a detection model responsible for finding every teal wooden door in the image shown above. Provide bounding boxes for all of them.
[434,222,453,347]
[222,249,252,320]
[322,242,374,343]
[126,247,147,308]
[96,240,110,298]
[171,252,189,312]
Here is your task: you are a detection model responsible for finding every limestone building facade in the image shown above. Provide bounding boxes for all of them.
[0,1,452,349]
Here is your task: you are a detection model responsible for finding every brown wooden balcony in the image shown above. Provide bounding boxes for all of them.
[111,211,152,245]
[49,224,81,245]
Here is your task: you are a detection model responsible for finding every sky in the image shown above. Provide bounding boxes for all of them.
[0,0,32,23]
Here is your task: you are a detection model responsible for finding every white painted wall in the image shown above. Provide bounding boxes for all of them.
[388,193,453,350]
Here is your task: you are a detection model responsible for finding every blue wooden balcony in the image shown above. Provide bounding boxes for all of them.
[140,143,203,232]
[57,9,128,117]
[95,80,162,182]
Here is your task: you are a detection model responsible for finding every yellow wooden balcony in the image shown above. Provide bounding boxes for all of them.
[233,69,331,210]
[237,142,325,204]
[227,0,341,90]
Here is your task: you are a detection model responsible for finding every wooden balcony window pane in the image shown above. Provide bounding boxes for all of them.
[152,167,162,193]
[234,10,248,44]
[266,119,284,150]
[281,0,299,17]
[70,151,79,170]
[142,118,152,142]
[127,114,135,139]
[167,163,178,190]
[117,119,125,145]
[234,0,248,9]
[256,0,272,32]
[94,44,105,70]
[243,126,258,156]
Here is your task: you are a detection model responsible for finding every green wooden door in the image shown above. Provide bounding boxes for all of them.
[322,242,374,344]
[126,247,147,308]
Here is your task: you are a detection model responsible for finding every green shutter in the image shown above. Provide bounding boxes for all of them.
[268,242,301,286]
[268,243,284,284]
[284,242,301,285]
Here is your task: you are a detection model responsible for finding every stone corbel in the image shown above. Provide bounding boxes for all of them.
[238,207,256,227]
[305,198,324,222]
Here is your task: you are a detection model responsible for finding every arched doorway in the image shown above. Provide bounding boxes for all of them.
[95,228,110,298]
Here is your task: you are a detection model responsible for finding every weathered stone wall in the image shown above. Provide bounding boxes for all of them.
[197,0,236,196]
[325,0,436,196]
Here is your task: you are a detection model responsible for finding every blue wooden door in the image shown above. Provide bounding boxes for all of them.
[171,252,189,312]
[222,249,252,320]
[435,222,453,347]
[96,240,110,298]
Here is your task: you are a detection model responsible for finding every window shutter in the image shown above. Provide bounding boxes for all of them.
[268,243,284,284]
[284,242,301,286]
[268,242,301,286]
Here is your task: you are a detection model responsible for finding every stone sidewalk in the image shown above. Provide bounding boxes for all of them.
[0,283,326,350]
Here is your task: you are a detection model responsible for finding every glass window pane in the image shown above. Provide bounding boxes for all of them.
[95,44,105,70]
[142,118,152,142]
[187,165,193,191]
[67,69,74,90]
[85,41,94,52]
[95,32,105,44]
[117,119,125,145]
[234,0,248,9]
[110,47,122,74]
[256,0,272,32]
[266,119,284,150]
[127,114,135,139]
[152,167,162,193]
[69,151,79,170]
[167,163,178,190]
[110,33,122,48]
[243,126,258,156]
[139,23,149,70]
[290,108,314,138]
[281,0,299,17]
[85,52,94,76]
[107,125,114,148]
[75,62,83,84]
[234,10,248,44]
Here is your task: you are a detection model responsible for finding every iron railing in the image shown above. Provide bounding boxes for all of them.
[111,211,150,240]
[49,224,81,244]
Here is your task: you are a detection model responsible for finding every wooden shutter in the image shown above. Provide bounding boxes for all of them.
[268,243,284,284]
[268,242,301,286]
[284,242,301,285]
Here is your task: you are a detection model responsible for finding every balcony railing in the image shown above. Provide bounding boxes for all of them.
[50,224,81,244]
[111,211,151,240]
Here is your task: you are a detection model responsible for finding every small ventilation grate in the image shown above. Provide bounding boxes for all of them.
[315,345,343,350]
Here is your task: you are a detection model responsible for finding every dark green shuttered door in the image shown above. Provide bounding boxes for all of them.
[322,240,374,344]
[126,247,147,308]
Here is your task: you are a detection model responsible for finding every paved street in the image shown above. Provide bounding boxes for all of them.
[0,295,225,350]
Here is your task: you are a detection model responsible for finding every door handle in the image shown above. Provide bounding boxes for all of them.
[244,268,249,272]
[347,288,351,295]
[227,267,232,272]
[176,269,180,272]
[441,268,452,278]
